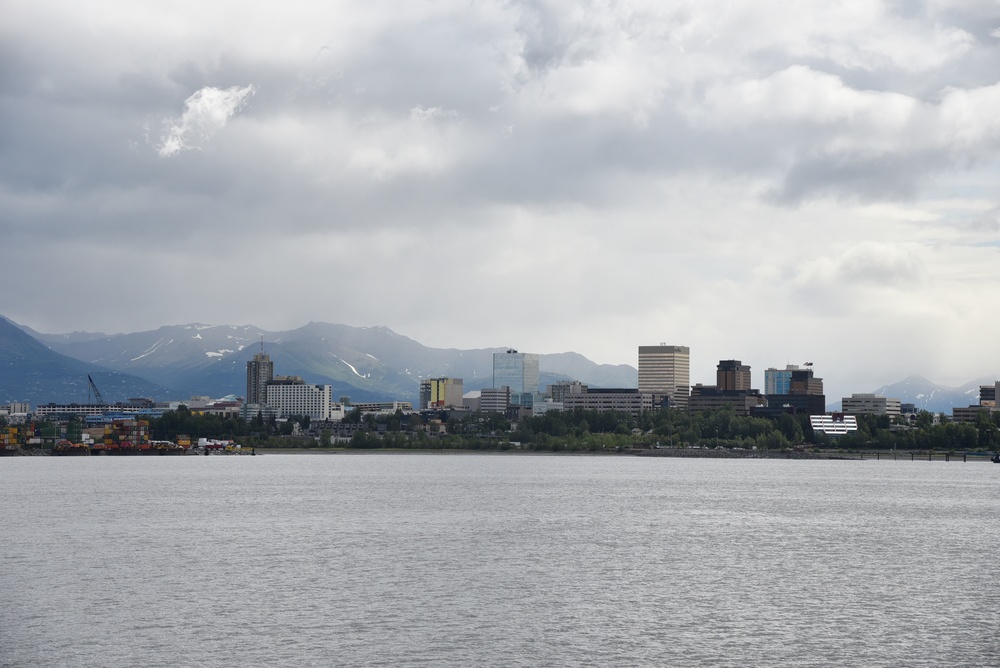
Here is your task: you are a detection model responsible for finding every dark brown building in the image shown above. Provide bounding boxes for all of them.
[717,360,751,391]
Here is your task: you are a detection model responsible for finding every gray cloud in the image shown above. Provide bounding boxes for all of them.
[2,0,1000,400]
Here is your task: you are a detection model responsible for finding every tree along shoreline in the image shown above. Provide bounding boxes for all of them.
[142,404,1000,454]
[14,404,994,455]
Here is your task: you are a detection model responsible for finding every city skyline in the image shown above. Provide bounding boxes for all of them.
[2,2,999,400]
[3,311,999,411]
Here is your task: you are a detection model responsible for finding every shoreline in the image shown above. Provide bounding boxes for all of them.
[4,447,995,462]
[251,447,997,461]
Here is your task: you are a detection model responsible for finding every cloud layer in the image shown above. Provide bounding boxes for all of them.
[1,0,999,400]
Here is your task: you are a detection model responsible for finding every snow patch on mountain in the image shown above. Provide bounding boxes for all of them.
[335,356,366,379]
[131,337,168,362]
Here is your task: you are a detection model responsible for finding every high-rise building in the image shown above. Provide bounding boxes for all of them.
[764,365,799,395]
[764,365,825,416]
[493,350,540,406]
[246,348,274,405]
[790,368,823,396]
[638,344,690,409]
[717,360,751,391]
[419,378,464,409]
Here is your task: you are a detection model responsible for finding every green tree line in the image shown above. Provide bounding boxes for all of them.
[105,404,1000,453]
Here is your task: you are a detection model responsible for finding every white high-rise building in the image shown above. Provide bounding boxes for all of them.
[265,380,333,421]
[638,344,690,409]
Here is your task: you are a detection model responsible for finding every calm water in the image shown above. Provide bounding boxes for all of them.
[2,454,998,667]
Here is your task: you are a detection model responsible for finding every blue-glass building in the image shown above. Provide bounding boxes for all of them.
[492,349,540,406]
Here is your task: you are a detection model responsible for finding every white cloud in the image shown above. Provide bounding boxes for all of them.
[409,106,460,122]
[158,85,255,157]
[4,0,1000,399]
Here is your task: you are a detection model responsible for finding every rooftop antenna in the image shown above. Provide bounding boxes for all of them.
[260,334,264,354]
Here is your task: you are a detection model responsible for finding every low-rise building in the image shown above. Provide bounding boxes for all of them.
[841,393,901,418]
[532,400,564,416]
[951,381,999,422]
[810,413,859,437]
[688,385,766,416]
[547,381,587,402]
[951,405,993,422]
[561,388,653,416]
[348,401,413,414]
[480,387,511,413]
[34,403,162,420]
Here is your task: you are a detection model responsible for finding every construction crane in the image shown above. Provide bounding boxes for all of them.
[87,374,107,406]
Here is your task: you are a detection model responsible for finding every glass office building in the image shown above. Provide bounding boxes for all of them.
[493,350,540,406]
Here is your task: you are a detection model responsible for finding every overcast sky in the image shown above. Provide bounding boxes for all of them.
[2,0,999,399]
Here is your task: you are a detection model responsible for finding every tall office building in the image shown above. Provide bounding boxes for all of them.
[246,348,274,405]
[764,365,825,416]
[764,365,799,395]
[638,344,690,409]
[790,368,823,396]
[717,360,751,391]
[493,349,540,406]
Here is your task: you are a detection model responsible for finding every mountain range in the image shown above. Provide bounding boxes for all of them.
[0,315,993,415]
[0,316,636,406]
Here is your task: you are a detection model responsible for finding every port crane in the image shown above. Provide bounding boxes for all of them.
[87,374,107,406]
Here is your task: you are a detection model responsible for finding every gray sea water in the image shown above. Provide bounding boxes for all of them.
[2,454,998,667]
